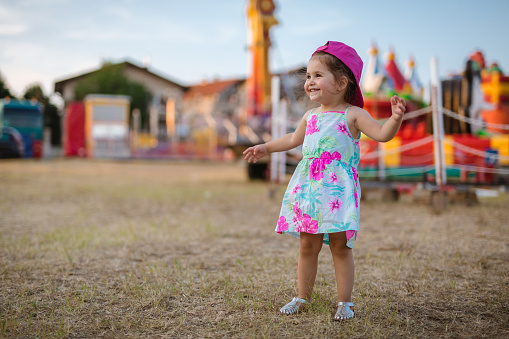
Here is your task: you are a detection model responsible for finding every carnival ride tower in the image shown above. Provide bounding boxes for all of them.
[246,0,278,118]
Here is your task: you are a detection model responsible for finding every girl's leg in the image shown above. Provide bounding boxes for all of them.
[328,232,354,302]
[297,232,324,300]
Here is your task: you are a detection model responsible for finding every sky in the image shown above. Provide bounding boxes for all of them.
[1,0,508,105]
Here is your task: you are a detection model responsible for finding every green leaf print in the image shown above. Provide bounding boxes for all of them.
[329,222,350,232]
[302,146,313,159]
[318,135,339,150]
[323,182,345,195]
[317,211,323,225]
[309,180,324,196]
[345,193,355,209]
[348,212,359,224]
[307,188,322,206]
[300,161,309,177]
[287,200,294,212]
[331,185,345,196]
[342,146,353,161]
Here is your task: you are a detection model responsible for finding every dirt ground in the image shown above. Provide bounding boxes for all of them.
[0,159,508,338]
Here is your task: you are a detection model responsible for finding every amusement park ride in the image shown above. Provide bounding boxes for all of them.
[244,0,509,187]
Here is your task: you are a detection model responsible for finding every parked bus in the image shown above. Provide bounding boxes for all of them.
[0,99,43,158]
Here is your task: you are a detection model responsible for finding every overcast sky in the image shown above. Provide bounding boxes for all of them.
[1,0,508,104]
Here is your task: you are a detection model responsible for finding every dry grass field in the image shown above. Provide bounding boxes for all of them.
[0,159,508,338]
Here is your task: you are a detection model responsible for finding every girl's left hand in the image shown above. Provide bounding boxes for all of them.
[390,95,406,122]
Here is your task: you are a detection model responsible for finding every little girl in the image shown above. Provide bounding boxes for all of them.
[244,41,406,320]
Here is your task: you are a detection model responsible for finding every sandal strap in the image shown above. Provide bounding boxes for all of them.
[280,297,306,314]
[293,297,306,304]
[337,301,354,307]
[334,301,355,320]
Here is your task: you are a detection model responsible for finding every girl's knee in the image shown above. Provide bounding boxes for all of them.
[300,235,323,255]
[328,233,352,257]
[329,242,351,257]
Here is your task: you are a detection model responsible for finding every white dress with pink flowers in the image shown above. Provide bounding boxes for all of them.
[276,107,361,248]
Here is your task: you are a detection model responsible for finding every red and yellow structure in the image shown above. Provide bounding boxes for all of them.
[83,94,131,158]
[358,47,509,184]
[360,134,509,168]
[246,0,278,117]
[481,69,509,134]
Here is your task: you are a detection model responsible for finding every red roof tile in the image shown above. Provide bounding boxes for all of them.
[184,79,242,99]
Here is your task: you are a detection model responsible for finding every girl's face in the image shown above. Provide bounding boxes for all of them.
[305,57,340,105]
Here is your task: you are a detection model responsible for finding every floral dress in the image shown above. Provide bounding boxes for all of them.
[275,107,361,248]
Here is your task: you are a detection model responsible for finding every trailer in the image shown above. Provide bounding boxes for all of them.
[0,98,43,158]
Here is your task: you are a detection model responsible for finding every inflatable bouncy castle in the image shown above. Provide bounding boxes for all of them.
[358,45,509,185]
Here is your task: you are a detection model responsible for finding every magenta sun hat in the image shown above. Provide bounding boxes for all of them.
[312,41,364,108]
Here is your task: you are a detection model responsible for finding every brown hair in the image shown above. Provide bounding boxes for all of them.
[312,51,357,104]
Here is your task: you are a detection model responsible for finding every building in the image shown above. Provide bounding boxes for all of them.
[54,60,187,142]
[54,59,308,158]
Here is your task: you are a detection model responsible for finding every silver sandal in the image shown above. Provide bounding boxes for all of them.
[334,302,354,320]
[280,297,306,315]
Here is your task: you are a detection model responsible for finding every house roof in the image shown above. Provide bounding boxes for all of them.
[54,60,187,94]
[183,79,244,99]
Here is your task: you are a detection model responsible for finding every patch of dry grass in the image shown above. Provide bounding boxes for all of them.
[0,159,508,338]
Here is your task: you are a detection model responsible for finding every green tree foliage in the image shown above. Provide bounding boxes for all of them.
[23,84,45,102]
[0,71,15,99]
[74,62,152,128]
[23,84,61,146]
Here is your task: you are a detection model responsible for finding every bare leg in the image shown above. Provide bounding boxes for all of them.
[297,232,324,300]
[328,232,354,302]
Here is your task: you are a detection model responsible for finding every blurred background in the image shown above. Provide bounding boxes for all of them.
[1,0,508,188]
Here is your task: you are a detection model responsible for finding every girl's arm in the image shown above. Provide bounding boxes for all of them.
[243,110,310,163]
[352,96,406,142]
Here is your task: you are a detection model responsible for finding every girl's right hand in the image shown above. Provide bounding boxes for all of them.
[243,144,268,163]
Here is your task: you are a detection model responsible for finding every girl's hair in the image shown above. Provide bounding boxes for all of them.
[312,51,357,103]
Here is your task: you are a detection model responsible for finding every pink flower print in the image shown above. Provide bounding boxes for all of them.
[346,230,357,241]
[292,202,318,233]
[321,151,332,165]
[277,216,289,234]
[354,190,359,208]
[303,215,319,233]
[352,167,358,181]
[330,173,338,184]
[337,122,348,134]
[293,202,303,230]
[295,220,304,232]
[332,151,341,161]
[293,202,303,219]
[309,158,325,181]
[306,115,319,135]
[352,167,359,187]
[329,197,341,214]
[292,184,302,195]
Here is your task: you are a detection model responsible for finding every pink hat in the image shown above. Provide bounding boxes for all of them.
[313,41,364,108]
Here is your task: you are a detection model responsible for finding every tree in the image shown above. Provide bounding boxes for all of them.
[23,84,61,146]
[23,84,45,102]
[0,71,15,99]
[74,62,152,128]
